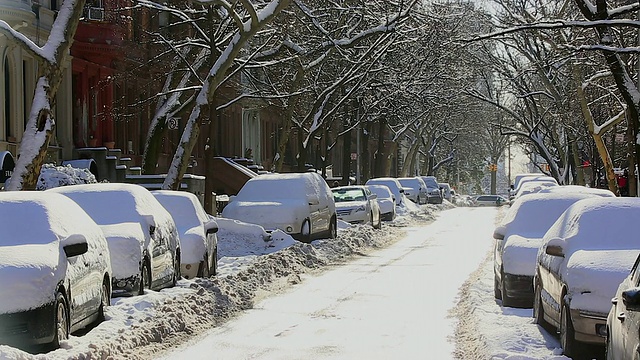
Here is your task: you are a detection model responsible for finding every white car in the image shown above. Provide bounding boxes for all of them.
[513,181,558,199]
[0,192,111,349]
[607,253,640,360]
[332,186,381,229]
[398,177,428,204]
[366,184,396,221]
[49,183,181,297]
[365,177,405,206]
[222,172,337,242]
[534,197,640,357]
[474,194,509,206]
[510,175,558,199]
[439,182,453,202]
[493,187,614,307]
[153,191,219,279]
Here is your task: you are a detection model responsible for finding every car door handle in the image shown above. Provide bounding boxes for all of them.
[618,312,626,322]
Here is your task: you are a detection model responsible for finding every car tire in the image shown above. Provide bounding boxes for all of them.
[560,301,577,357]
[199,253,210,278]
[328,217,337,239]
[212,247,218,276]
[98,279,109,321]
[374,211,382,229]
[533,282,549,329]
[301,219,311,243]
[500,270,514,307]
[139,260,150,295]
[53,291,69,348]
[494,275,502,300]
[172,251,181,286]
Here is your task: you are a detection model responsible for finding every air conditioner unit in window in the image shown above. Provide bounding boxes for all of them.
[87,7,104,21]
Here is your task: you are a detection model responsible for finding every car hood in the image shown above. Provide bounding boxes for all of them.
[100,223,145,279]
[222,200,306,228]
[0,243,63,313]
[179,227,207,265]
[502,235,542,276]
[565,249,640,314]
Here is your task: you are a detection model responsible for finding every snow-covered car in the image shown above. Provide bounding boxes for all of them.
[493,187,615,308]
[365,177,405,206]
[607,253,640,360]
[222,172,337,242]
[512,180,558,199]
[420,176,443,204]
[0,192,112,349]
[510,175,557,200]
[366,184,396,221]
[332,186,381,229]
[152,190,219,279]
[533,197,640,357]
[474,194,509,207]
[397,177,428,204]
[48,183,181,297]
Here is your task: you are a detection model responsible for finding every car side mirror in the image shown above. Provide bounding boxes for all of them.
[205,219,219,234]
[308,194,320,205]
[369,193,378,200]
[622,287,640,309]
[63,241,88,258]
[493,225,506,240]
[545,237,565,257]
[142,214,157,237]
[399,188,404,193]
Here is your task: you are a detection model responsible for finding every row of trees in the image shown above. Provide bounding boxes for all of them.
[6,0,639,199]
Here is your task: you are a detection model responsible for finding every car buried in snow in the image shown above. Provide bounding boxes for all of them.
[332,185,381,229]
[365,184,396,221]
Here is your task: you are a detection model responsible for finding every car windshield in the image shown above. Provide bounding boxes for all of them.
[368,186,391,198]
[333,188,366,202]
[422,177,438,188]
[154,194,205,229]
[55,189,145,225]
[398,179,419,188]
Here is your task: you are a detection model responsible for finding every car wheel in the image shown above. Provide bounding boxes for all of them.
[500,270,514,307]
[533,282,549,328]
[139,260,150,295]
[98,280,109,321]
[301,219,311,243]
[494,275,502,300]
[172,251,181,286]
[199,253,210,278]
[374,211,382,229]
[560,301,577,357]
[328,217,337,239]
[53,292,69,348]
[212,247,218,276]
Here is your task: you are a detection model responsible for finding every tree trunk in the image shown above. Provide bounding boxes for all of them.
[361,121,371,183]
[204,103,219,214]
[374,118,387,177]
[628,121,637,196]
[341,126,352,185]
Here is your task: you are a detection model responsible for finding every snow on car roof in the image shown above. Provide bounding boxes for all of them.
[366,184,393,197]
[500,189,612,238]
[152,190,209,230]
[545,197,640,252]
[48,183,168,226]
[237,173,325,201]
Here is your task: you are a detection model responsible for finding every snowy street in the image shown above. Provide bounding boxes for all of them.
[160,207,498,359]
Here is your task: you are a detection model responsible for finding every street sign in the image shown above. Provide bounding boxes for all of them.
[350,153,357,160]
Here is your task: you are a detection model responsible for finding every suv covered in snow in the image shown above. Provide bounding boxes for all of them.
[222,172,337,242]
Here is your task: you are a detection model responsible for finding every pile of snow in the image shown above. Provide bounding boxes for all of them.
[0,201,446,360]
[36,163,97,190]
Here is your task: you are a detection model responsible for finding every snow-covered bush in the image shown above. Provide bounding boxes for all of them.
[36,163,98,190]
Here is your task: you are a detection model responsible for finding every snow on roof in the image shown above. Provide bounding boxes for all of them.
[237,172,326,201]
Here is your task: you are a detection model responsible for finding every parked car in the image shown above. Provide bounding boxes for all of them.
[0,192,112,349]
[397,177,428,204]
[152,190,219,279]
[474,194,509,206]
[512,181,558,199]
[332,186,381,229]
[366,184,396,221]
[510,175,558,200]
[365,177,405,206]
[222,172,337,242]
[510,173,547,198]
[493,187,615,307]
[607,253,640,360]
[534,197,640,357]
[420,176,443,204]
[48,183,181,297]
[438,183,453,202]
